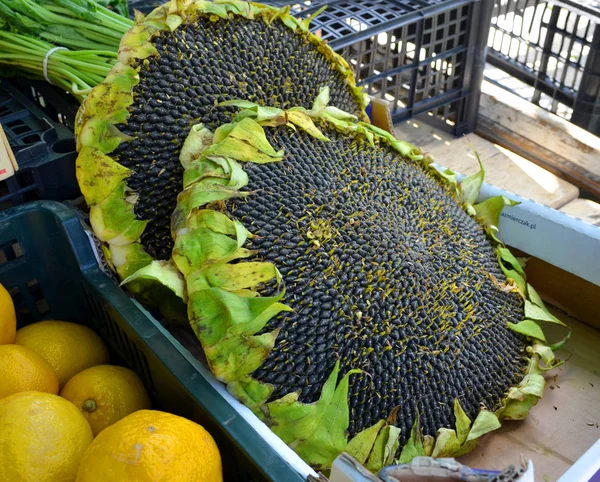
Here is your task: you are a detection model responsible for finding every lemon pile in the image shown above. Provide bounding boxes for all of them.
[16,319,110,387]
[0,283,223,482]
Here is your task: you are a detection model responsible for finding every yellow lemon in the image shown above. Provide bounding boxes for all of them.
[0,344,59,399]
[61,365,151,437]
[16,320,109,387]
[0,283,16,344]
[0,391,93,482]
[76,410,223,482]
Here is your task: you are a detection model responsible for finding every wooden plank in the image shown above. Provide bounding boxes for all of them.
[559,199,600,227]
[395,122,509,162]
[394,119,455,150]
[477,115,600,199]
[480,82,600,170]
[395,121,579,209]
[426,132,501,164]
[477,81,600,196]
[429,135,578,209]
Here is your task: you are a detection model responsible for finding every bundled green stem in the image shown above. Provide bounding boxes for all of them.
[0,0,131,100]
[0,31,116,100]
[0,0,132,51]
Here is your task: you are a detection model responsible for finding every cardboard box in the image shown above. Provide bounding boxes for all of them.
[557,439,600,482]
[453,180,600,482]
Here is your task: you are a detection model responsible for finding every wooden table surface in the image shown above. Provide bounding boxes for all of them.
[395,119,580,210]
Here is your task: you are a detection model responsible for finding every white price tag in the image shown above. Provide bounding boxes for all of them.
[0,124,18,181]
[84,229,117,281]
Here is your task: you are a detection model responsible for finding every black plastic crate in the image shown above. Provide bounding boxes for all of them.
[10,78,80,130]
[0,81,80,210]
[486,0,600,135]
[264,0,494,135]
[128,0,165,14]
[0,200,311,482]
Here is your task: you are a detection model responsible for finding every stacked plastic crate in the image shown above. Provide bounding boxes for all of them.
[10,0,496,141]
[0,81,80,210]
[486,0,599,135]
[266,0,495,135]
[0,201,303,482]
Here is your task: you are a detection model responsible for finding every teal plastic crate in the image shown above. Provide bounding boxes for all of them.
[0,201,310,482]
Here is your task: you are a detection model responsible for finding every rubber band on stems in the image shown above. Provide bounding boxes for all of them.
[43,46,68,84]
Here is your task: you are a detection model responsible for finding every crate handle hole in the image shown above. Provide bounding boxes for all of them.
[8,286,21,298]
[21,134,41,144]
[0,240,24,265]
[26,278,38,288]
[35,299,50,315]
[52,138,76,154]
[11,125,31,135]
[6,120,24,128]
[26,278,46,305]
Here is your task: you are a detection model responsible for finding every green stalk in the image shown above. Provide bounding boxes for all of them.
[56,57,112,75]
[0,31,117,99]
[40,11,124,40]
[43,4,133,30]
[6,33,50,51]
[0,55,108,87]
[46,0,133,29]
[73,29,122,47]
[49,64,93,88]
[62,54,116,69]
[63,50,117,57]
[39,32,114,51]
[0,40,44,56]
[56,61,110,85]
[2,0,131,42]
[88,0,132,27]
[0,0,132,99]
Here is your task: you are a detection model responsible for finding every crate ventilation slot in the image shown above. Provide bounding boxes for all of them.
[84,286,157,394]
[0,239,24,265]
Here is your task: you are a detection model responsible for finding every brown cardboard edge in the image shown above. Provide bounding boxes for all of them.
[369,97,394,135]
[511,246,600,331]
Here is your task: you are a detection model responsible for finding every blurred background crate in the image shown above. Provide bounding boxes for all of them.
[9,78,80,131]
[127,0,164,14]
[263,0,495,136]
[0,80,80,211]
[485,0,599,135]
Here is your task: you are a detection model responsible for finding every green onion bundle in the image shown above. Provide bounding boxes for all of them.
[0,0,132,99]
[0,31,117,100]
[0,0,132,50]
